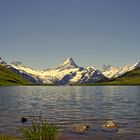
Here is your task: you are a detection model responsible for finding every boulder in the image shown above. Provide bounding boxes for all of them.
[73,124,89,132]
[102,121,119,132]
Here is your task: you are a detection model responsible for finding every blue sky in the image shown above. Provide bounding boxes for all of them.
[0,0,140,69]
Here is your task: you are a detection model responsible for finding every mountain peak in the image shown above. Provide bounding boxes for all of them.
[101,64,112,72]
[57,57,79,69]
[11,61,23,66]
[63,57,75,65]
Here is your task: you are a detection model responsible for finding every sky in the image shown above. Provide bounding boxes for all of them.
[0,0,140,70]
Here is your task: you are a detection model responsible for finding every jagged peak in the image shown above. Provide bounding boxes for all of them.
[62,57,75,65]
[85,66,96,70]
[56,57,79,69]
[101,64,112,72]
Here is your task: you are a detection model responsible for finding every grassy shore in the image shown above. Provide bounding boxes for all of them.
[0,119,59,140]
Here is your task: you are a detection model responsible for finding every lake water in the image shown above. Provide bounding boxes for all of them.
[0,86,140,140]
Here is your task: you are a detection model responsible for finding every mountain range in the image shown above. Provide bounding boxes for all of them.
[0,57,140,85]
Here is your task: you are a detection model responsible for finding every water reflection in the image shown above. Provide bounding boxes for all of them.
[0,86,140,139]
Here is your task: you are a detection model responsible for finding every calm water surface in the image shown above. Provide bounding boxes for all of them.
[0,86,140,139]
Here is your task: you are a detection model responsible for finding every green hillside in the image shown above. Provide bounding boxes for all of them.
[0,64,30,86]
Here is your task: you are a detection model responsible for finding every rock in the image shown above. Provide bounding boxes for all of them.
[102,121,119,132]
[21,117,28,123]
[73,124,89,132]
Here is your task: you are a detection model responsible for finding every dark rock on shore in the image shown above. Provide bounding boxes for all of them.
[21,117,28,123]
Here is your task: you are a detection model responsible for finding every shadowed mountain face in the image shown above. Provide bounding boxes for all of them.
[9,67,42,84]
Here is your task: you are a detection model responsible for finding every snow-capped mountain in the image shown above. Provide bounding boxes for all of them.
[9,62,42,84]
[0,57,41,84]
[1,56,139,84]
[102,62,140,79]
[70,66,106,84]
[10,58,107,84]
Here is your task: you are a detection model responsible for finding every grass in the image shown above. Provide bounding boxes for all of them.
[0,64,30,86]
[20,119,59,140]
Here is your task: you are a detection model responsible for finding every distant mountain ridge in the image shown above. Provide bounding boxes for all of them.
[0,57,140,85]
[99,68,140,85]
[102,62,140,78]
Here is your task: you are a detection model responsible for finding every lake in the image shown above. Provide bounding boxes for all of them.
[0,86,140,140]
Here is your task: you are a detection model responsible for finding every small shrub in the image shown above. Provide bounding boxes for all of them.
[20,119,59,140]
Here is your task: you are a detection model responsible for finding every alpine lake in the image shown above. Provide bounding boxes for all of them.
[0,86,140,140]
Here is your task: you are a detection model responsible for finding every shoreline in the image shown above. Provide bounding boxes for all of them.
[1,132,140,140]
[0,84,140,87]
